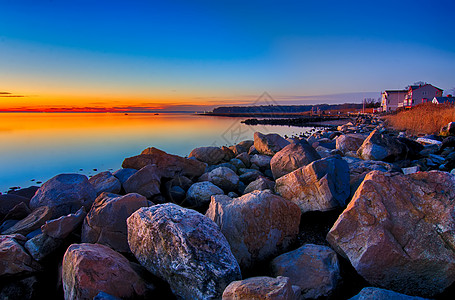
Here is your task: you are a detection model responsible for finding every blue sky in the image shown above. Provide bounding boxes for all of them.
[0,0,454,110]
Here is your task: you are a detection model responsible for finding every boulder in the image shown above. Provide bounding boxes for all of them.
[7,186,39,200]
[270,142,321,179]
[243,177,275,194]
[327,171,455,297]
[1,202,31,221]
[270,244,340,299]
[62,243,146,300]
[230,158,246,170]
[221,146,236,161]
[229,144,247,156]
[236,152,251,168]
[222,276,300,300]
[357,129,408,162]
[88,171,121,196]
[41,207,86,239]
[112,168,137,185]
[123,165,161,198]
[250,154,272,170]
[349,287,429,300]
[0,276,39,300]
[189,146,225,165]
[254,132,290,156]
[206,190,301,269]
[29,174,96,218]
[275,156,350,213]
[24,233,63,261]
[207,167,240,192]
[127,203,241,299]
[0,194,30,219]
[186,181,224,208]
[207,162,237,173]
[336,134,367,154]
[82,193,152,253]
[122,147,206,179]
[0,234,41,276]
[2,206,52,235]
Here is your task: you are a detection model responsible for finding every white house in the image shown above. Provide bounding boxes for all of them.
[381,90,407,112]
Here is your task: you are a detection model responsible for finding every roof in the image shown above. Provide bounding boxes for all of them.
[433,97,455,104]
[385,90,407,94]
[409,84,444,91]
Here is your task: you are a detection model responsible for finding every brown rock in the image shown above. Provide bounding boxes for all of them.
[243,177,275,194]
[2,202,31,221]
[327,171,455,297]
[222,276,300,300]
[0,234,41,276]
[270,142,321,179]
[206,190,301,269]
[41,207,86,239]
[122,147,206,179]
[336,134,367,154]
[82,193,152,253]
[254,132,290,156]
[123,165,161,198]
[275,156,350,213]
[62,243,146,300]
[0,194,30,219]
[2,206,52,235]
[357,129,408,162]
[189,146,225,165]
[88,171,121,196]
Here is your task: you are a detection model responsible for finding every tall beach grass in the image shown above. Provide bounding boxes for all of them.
[383,103,455,135]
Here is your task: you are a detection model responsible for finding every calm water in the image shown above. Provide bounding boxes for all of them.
[0,113,312,192]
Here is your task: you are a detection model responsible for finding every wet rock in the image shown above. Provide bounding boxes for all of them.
[62,243,146,300]
[349,287,429,300]
[0,234,41,276]
[270,244,340,299]
[243,177,275,194]
[24,233,63,261]
[186,181,224,208]
[276,156,350,213]
[123,165,161,199]
[88,171,121,196]
[270,142,321,179]
[29,174,96,218]
[82,193,152,253]
[207,167,240,192]
[123,147,206,179]
[327,171,455,297]
[2,206,52,236]
[336,134,367,154]
[254,132,290,156]
[189,146,226,165]
[127,203,241,299]
[41,207,86,239]
[222,276,300,300]
[206,190,301,269]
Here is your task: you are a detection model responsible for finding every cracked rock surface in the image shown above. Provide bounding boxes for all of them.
[327,170,455,297]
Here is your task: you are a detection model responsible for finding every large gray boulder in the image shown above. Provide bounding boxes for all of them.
[207,167,239,192]
[123,165,161,198]
[270,141,321,179]
[189,146,225,165]
[82,193,152,253]
[122,147,206,179]
[275,156,350,213]
[89,171,121,196]
[29,174,96,218]
[206,190,301,269]
[127,203,241,299]
[250,154,272,170]
[270,244,340,299]
[357,129,408,162]
[254,132,290,156]
[186,181,224,208]
[62,243,146,300]
[336,134,367,154]
[327,171,455,297]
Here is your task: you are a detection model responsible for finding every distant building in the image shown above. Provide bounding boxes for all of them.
[381,90,407,112]
[398,84,443,108]
[432,96,455,104]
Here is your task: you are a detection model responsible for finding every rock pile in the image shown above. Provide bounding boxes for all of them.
[3,115,455,299]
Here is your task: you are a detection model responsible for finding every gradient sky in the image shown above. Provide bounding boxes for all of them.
[1,0,454,111]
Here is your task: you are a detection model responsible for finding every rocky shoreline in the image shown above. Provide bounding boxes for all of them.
[2,115,455,299]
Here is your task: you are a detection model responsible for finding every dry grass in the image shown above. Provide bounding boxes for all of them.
[383,103,455,135]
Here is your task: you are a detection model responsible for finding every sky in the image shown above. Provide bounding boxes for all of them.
[0,0,454,112]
